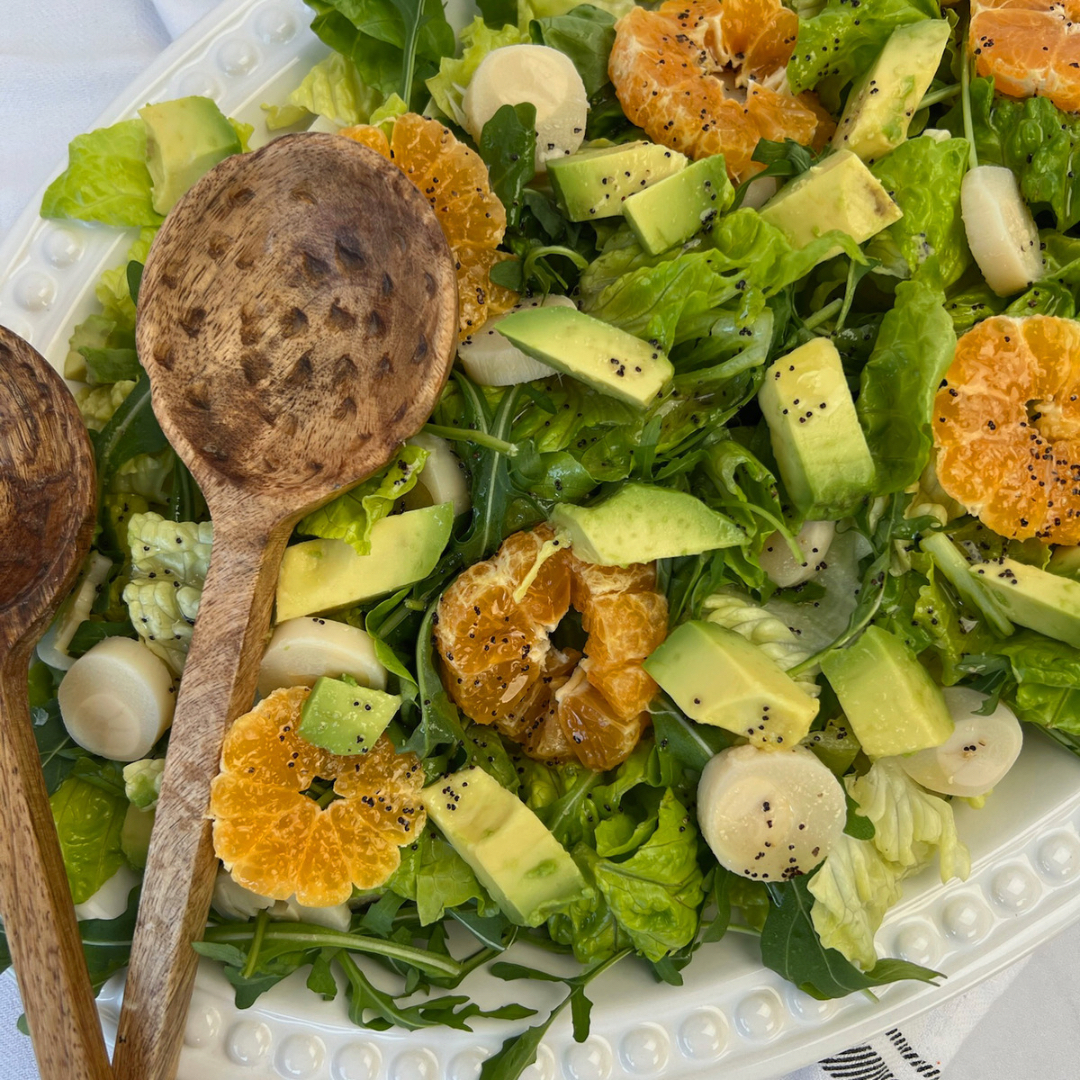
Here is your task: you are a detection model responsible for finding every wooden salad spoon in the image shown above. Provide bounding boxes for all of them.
[0,327,113,1079]
[111,132,458,1080]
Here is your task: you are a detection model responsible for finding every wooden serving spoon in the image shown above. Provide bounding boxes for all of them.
[0,327,113,1080]
[111,132,458,1080]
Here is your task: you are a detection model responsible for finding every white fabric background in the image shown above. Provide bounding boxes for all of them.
[2,1,1080,1077]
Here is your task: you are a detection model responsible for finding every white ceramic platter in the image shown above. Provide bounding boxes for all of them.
[3,2,1080,1078]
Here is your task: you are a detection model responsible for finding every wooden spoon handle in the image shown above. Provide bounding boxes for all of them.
[112,513,292,1080]
[0,645,113,1080]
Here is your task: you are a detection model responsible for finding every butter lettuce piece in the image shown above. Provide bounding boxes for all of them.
[868,136,971,287]
[518,0,635,22]
[593,789,704,962]
[96,228,158,332]
[296,445,428,557]
[122,580,201,675]
[112,452,174,505]
[426,16,529,127]
[41,119,163,228]
[128,511,213,584]
[76,380,136,431]
[547,842,632,964]
[807,833,904,971]
[288,51,382,126]
[123,758,165,811]
[849,759,971,882]
[50,775,128,904]
[388,830,495,925]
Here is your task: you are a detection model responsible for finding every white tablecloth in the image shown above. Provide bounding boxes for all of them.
[2,2,1080,1078]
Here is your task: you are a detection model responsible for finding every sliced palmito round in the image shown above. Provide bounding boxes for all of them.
[463,44,588,171]
[211,869,353,927]
[58,636,176,761]
[457,294,575,386]
[897,686,1023,798]
[759,520,836,588]
[697,743,846,881]
[258,616,388,698]
[73,864,141,922]
[403,432,470,517]
[961,164,1044,297]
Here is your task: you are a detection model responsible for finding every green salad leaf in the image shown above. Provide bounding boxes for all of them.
[389,831,495,925]
[49,770,128,904]
[529,5,618,96]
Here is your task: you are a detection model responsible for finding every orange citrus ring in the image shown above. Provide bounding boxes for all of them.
[434,526,668,772]
[209,686,425,907]
[933,314,1080,544]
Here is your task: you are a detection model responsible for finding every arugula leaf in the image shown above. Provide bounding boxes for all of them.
[40,119,162,228]
[32,697,92,794]
[650,694,730,794]
[857,275,956,494]
[761,877,940,998]
[479,104,537,229]
[404,597,465,760]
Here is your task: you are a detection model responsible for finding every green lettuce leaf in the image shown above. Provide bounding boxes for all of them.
[296,445,428,555]
[788,0,940,98]
[529,4,617,97]
[547,843,632,964]
[388,830,495,924]
[284,51,383,125]
[857,275,955,494]
[592,789,705,961]
[123,758,165,810]
[49,772,128,904]
[868,136,970,286]
[96,229,157,332]
[41,119,163,228]
[944,76,1080,230]
[427,16,529,126]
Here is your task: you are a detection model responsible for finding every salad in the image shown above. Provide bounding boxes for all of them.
[8,0,1080,1075]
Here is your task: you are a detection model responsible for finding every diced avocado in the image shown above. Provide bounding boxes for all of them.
[644,621,819,748]
[298,676,401,755]
[759,150,902,259]
[832,20,951,164]
[970,558,1080,648]
[622,155,733,255]
[550,484,743,566]
[548,140,688,221]
[820,625,953,757]
[496,306,673,408]
[276,503,453,622]
[758,337,875,519]
[1049,545,1080,580]
[421,765,590,926]
[802,718,861,776]
[139,96,242,215]
[120,804,154,870]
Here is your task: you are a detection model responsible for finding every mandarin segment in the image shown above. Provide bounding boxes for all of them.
[934,314,1080,543]
[970,0,1080,113]
[436,526,668,771]
[209,686,425,907]
[609,0,831,180]
[339,114,517,335]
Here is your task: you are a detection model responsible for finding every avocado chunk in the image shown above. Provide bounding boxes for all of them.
[758,337,876,518]
[971,557,1080,648]
[298,676,401,755]
[550,484,743,565]
[832,20,952,164]
[276,502,453,621]
[421,765,590,926]
[548,140,688,221]
[820,625,954,757]
[643,620,819,749]
[496,306,674,408]
[1048,545,1080,580]
[759,150,902,259]
[139,96,242,215]
[622,155,733,255]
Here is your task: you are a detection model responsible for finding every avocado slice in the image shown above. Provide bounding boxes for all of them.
[276,502,453,621]
[298,676,401,755]
[832,20,952,164]
[495,306,674,408]
[758,337,876,519]
[759,150,902,259]
[139,96,242,215]
[622,155,733,255]
[643,620,819,748]
[547,140,688,221]
[971,557,1080,648]
[550,484,743,565]
[421,765,590,926]
[820,625,954,757]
